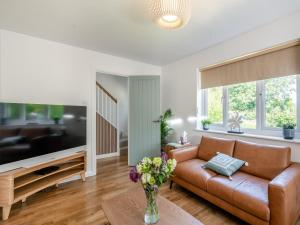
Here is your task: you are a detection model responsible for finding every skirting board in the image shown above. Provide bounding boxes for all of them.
[57,170,95,185]
[96,152,119,159]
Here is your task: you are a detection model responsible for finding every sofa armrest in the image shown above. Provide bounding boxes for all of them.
[168,146,198,163]
[268,163,300,225]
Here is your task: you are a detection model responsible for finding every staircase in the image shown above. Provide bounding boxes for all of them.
[119,133,128,155]
[96,82,118,158]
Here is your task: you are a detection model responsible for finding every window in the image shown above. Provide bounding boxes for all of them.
[228,82,256,129]
[49,105,64,120]
[264,76,296,128]
[2,103,63,123]
[207,87,223,124]
[200,75,299,136]
[5,103,23,119]
[26,104,47,120]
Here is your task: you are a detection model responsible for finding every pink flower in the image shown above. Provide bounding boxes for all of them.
[161,152,168,162]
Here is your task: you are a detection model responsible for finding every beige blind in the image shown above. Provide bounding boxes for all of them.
[200,40,300,89]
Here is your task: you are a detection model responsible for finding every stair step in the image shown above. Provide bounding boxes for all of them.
[120,146,128,151]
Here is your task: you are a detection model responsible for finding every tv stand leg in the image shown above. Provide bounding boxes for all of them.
[2,205,11,220]
[80,172,86,182]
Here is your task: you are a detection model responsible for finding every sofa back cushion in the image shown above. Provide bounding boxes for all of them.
[0,128,19,138]
[234,140,291,180]
[198,136,235,161]
[19,127,50,140]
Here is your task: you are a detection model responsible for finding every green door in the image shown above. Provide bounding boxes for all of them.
[128,76,161,166]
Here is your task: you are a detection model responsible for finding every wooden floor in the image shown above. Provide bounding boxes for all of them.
[1,154,300,225]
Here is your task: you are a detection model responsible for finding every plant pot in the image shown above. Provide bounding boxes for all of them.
[283,128,295,139]
[202,124,209,130]
[53,118,60,125]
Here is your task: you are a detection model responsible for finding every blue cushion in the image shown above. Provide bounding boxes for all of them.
[203,153,247,179]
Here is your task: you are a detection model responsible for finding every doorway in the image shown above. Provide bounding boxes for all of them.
[96,73,128,159]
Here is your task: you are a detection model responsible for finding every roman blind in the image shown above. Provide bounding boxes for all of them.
[200,40,300,89]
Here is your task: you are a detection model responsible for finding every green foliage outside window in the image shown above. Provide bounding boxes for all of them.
[6,103,22,119]
[4,103,64,122]
[206,75,297,129]
[228,82,256,129]
[265,76,296,128]
[26,104,47,120]
[49,105,64,120]
[207,87,223,124]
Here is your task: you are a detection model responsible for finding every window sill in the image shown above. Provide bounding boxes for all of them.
[194,129,300,144]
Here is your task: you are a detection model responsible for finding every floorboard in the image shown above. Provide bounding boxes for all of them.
[1,154,299,225]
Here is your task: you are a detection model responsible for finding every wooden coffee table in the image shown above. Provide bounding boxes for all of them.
[102,187,203,225]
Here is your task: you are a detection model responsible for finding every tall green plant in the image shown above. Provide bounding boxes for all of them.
[160,109,173,147]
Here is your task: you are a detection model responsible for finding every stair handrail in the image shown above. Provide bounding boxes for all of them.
[96,82,117,103]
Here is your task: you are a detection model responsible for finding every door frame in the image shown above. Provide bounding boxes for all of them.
[90,68,128,174]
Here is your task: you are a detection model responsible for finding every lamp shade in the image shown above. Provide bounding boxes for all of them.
[150,0,191,30]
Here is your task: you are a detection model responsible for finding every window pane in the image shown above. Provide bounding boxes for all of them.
[265,75,296,128]
[228,82,256,129]
[26,104,47,120]
[207,87,223,124]
[5,103,23,119]
[49,105,64,120]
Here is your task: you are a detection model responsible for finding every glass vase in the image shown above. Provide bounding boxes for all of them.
[144,189,160,224]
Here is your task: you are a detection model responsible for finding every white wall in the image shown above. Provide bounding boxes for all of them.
[0,29,161,175]
[96,73,128,136]
[161,10,300,162]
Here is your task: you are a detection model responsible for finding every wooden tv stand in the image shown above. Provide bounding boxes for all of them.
[0,151,86,220]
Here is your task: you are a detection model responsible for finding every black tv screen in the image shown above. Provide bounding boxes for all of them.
[0,103,86,165]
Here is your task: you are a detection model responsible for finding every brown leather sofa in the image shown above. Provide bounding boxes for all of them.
[169,136,300,225]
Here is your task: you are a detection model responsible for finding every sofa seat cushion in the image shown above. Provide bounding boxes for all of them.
[207,172,270,221]
[207,171,249,203]
[174,159,217,191]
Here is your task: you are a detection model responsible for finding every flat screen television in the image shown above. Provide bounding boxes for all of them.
[0,102,86,165]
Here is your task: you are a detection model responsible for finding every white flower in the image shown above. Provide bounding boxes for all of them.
[136,164,143,174]
[141,173,151,184]
[167,159,177,171]
[153,157,162,167]
[142,157,152,166]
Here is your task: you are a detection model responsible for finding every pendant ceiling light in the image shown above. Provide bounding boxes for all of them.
[150,0,191,30]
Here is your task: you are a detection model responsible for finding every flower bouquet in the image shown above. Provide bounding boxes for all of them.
[129,153,177,224]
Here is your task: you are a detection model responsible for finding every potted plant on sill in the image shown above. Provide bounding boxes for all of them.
[282,122,296,140]
[201,119,212,130]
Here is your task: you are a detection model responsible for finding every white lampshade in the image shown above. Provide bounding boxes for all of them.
[150,0,191,30]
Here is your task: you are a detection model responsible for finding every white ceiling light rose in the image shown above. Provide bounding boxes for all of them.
[150,0,191,30]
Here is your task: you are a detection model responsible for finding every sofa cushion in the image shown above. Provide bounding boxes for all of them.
[207,171,249,203]
[0,128,19,138]
[198,136,235,161]
[19,127,50,140]
[234,140,291,180]
[207,172,270,221]
[232,175,270,221]
[174,159,217,191]
[204,153,246,178]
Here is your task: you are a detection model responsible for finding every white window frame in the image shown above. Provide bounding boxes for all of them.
[199,75,300,138]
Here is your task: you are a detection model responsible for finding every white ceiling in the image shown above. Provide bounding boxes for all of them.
[0,0,299,65]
